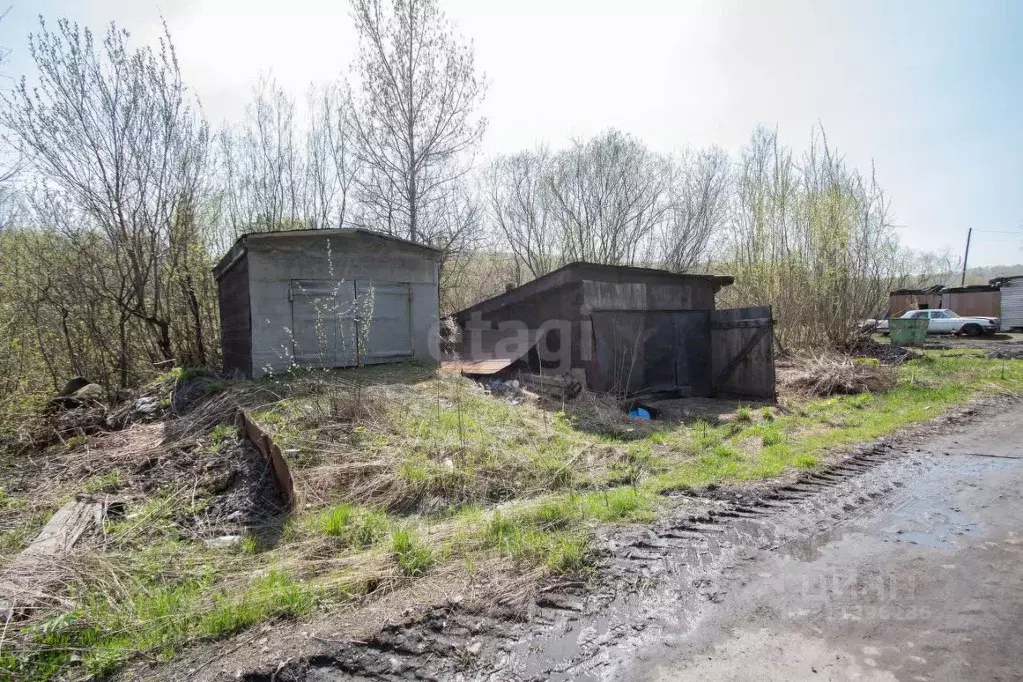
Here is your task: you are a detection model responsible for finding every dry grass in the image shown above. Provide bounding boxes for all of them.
[779,353,898,397]
[15,352,1018,680]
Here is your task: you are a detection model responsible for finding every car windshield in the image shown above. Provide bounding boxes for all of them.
[943,310,960,318]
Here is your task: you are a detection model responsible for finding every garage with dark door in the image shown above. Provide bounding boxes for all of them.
[450,262,775,400]
[213,229,441,378]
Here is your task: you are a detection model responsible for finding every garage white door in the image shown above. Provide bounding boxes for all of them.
[357,281,413,361]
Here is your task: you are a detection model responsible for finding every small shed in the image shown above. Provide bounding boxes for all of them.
[993,276,1023,331]
[213,229,441,378]
[450,262,775,400]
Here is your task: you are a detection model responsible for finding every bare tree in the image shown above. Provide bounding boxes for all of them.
[3,17,212,377]
[217,78,361,248]
[547,130,671,266]
[721,125,912,348]
[658,147,730,273]
[485,147,561,281]
[348,0,487,245]
[307,82,361,230]
[485,130,726,280]
[219,76,303,235]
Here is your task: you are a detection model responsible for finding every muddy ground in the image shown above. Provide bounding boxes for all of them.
[915,332,1023,359]
[123,393,1023,682]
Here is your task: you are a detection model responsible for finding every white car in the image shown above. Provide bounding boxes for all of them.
[876,309,999,337]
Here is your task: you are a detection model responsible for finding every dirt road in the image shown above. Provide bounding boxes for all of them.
[496,400,1023,682]
[634,406,1023,681]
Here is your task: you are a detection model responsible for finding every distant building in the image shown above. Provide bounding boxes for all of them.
[889,277,1023,331]
[992,276,1023,331]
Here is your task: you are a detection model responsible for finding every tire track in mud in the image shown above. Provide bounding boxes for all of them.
[248,398,1016,682]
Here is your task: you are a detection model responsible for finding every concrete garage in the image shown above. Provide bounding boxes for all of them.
[214,229,441,377]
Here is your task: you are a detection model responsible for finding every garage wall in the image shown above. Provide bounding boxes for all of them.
[218,255,252,377]
[246,232,439,377]
[941,290,1001,318]
[889,293,942,317]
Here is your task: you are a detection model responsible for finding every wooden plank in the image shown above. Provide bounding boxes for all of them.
[711,306,776,400]
[710,317,772,330]
[21,501,102,557]
[0,500,103,620]
[439,357,518,374]
[519,373,582,400]
[715,325,770,386]
[236,409,296,508]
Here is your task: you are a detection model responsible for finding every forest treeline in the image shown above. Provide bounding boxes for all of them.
[0,0,956,421]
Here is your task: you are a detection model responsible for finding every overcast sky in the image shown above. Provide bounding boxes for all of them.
[3,0,1021,266]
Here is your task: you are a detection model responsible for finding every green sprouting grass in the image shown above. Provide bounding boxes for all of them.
[317,504,391,549]
[3,555,322,682]
[208,424,235,447]
[391,529,435,577]
[7,351,1021,681]
[83,470,121,494]
[651,351,1023,492]
[480,487,656,573]
[734,405,754,423]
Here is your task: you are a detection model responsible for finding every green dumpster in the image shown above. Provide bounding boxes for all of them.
[890,317,928,346]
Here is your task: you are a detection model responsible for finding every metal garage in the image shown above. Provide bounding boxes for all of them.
[213,229,441,378]
[450,262,776,400]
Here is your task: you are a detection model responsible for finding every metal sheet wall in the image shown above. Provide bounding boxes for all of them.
[218,256,252,377]
[1001,280,1023,331]
[889,293,941,317]
[940,291,1001,318]
[710,306,775,400]
[587,310,712,397]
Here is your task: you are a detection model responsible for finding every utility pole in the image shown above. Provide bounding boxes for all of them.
[960,227,972,287]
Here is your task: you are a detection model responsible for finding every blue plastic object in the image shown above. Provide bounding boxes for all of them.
[629,407,651,420]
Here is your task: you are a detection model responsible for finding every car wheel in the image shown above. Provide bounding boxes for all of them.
[962,324,982,337]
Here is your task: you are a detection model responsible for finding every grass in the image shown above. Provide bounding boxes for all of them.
[391,529,435,577]
[4,350,1022,681]
[6,565,321,681]
[652,350,1023,491]
[83,470,121,494]
[317,504,391,548]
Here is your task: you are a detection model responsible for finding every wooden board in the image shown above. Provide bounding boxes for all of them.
[236,409,296,508]
[711,306,776,400]
[0,500,103,620]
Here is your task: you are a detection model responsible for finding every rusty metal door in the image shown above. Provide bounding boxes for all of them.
[710,305,775,400]
[589,310,712,397]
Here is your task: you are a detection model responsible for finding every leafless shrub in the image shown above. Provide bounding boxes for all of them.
[779,354,897,397]
[485,131,727,283]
